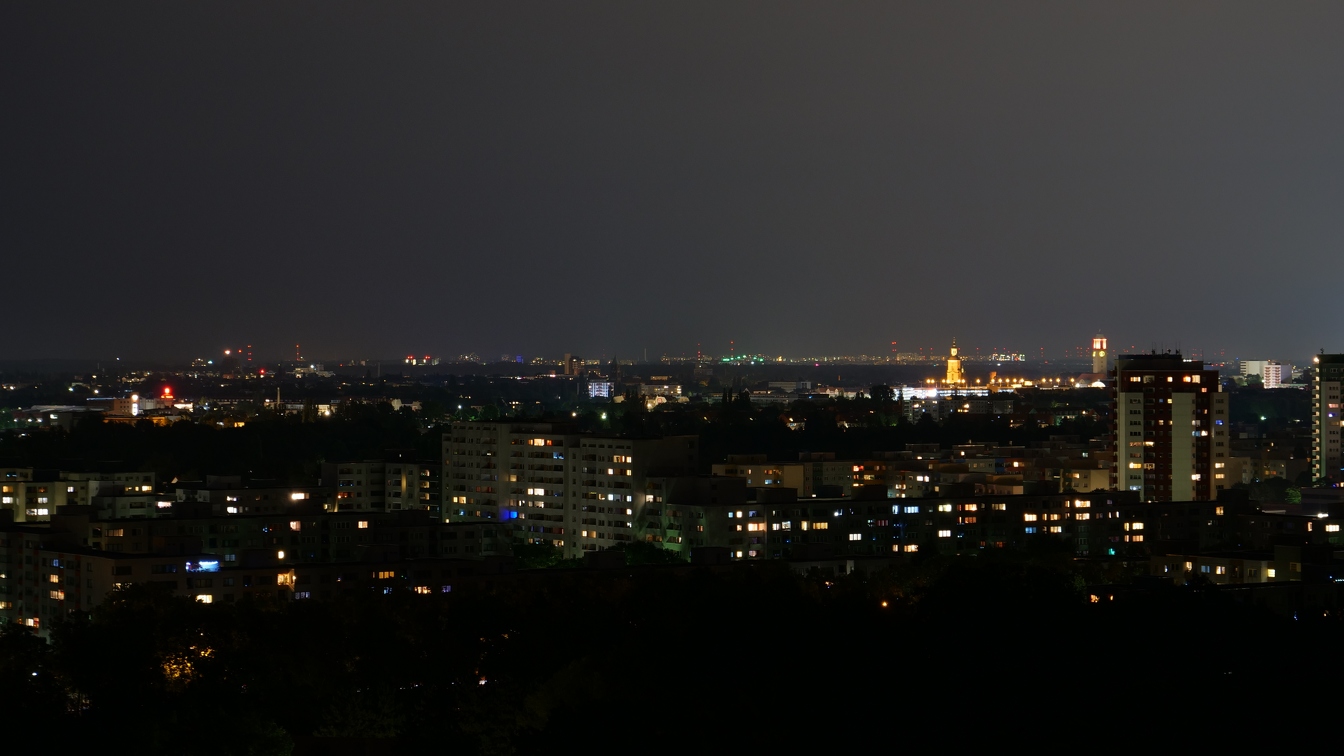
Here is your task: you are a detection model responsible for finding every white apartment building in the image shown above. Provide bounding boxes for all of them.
[442,422,699,557]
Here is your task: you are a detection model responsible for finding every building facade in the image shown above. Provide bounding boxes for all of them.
[442,422,699,558]
[323,459,438,515]
[1111,354,1228,502]
[1313,354,1344,483]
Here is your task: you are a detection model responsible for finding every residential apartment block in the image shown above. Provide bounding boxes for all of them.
[442,422,700,558]
[1,468,157,523]
[323,459,439,515]
[1313,353,1344,483]
[1111,354,1228,502]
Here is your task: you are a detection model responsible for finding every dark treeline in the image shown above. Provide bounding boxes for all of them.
[2,549,1334,753]
[20,383,1315,479]
[0,403,1107,482]
[0,406,437,484]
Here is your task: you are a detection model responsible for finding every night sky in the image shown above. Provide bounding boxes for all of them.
[5,2,1342,363]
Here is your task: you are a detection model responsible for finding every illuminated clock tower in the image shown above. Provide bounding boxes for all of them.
[1092,334,1108,374]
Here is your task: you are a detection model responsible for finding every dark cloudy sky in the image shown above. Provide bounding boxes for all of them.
[4,2,1342,363]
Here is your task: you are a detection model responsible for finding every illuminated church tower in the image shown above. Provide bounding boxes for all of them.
[1091,334,1108,374]
[946,339,964,384]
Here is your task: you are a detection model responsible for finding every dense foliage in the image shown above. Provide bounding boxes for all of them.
[3,550,1335,753]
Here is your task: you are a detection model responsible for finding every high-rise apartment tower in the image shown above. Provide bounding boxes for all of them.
[1313,354,1344,483]
[1111,353,1228,502]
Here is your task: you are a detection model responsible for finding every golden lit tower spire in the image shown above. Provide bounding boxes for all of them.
[946,338,964,384]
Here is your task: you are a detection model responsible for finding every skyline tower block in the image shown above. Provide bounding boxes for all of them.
[1312,354,1344,483]
[1111,353,1228,502]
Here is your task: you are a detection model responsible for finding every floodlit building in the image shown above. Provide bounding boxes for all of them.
[945,339,964,385]
[1262,361,1284,389]
[1110,353,1228,502]
[1092,334,1108,375]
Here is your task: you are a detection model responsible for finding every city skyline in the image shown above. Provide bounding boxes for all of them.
[0,335,1317,369]
[7,3,1344,748]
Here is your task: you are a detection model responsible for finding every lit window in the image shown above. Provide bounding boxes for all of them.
[1268,568,1276,578]
[937,529,952,538]
[848,533,861,541]
[357,521,369,529]
[937,504,952,512]
[1023,513,1038,522]
[49,590,64,600]
[1327,524,1341,533]
[1215,566,1226,575]
[196,594,213,603]
[289,521,301,531]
